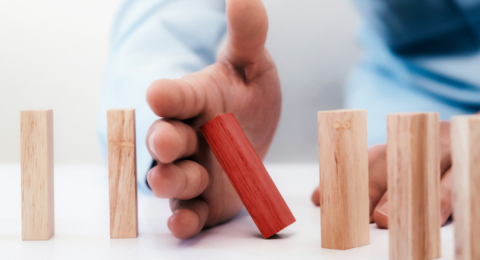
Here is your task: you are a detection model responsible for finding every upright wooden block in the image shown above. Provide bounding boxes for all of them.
[317,109,370,250]
[200,113,296,239]
[451,115,480,260]
[107,109,138,238]
[20,110,55,240]
[387,113,441,260]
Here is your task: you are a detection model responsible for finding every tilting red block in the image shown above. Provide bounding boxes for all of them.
[200,113,295,239]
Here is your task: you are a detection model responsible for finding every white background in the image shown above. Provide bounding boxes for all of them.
[0,0,360,164]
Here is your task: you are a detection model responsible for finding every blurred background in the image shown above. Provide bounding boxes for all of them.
[0,0,360,165]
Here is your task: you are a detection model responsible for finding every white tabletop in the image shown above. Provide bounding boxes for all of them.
[0,163,454,260]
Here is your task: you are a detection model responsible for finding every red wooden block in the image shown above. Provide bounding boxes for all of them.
[200,113,296,239]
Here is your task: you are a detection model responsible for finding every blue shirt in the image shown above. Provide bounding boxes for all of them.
[97,0,480,193]
[347,0,480,143]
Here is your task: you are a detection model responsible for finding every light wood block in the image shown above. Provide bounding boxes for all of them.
[387,113,441,260]
[107,109,138,238]
[451,115,480,260]
[317,109,370,250]
[21,110,55,240]
[200,113,296,239]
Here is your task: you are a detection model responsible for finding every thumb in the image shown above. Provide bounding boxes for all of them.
[224,0,268,68]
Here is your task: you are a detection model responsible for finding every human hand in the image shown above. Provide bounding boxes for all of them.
[145,0,281,239]
[311,121,453,228]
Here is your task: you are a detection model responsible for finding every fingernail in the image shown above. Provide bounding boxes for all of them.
[149,130,157,158]
[147,169,153,186]
[378,202,388,216]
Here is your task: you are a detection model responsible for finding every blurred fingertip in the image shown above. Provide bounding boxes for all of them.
[311,187,320,206]
[167,209,201,239]
[154,122,183,164]
[146,79,181,118]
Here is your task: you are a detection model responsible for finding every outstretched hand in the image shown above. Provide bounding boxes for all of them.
[145,0,281,239]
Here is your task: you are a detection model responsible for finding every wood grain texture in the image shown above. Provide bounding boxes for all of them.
[317,109,370,250]
[107,109,138,239]
[21,110,55,240]
[387,113,441,260]
[200,113,295,239]
[451,115,480,260]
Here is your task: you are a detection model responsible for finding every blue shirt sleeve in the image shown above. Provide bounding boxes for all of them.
[96,0,226,194]
[347,0,480,145]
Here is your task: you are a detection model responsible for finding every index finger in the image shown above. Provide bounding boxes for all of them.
[146,78,207,120]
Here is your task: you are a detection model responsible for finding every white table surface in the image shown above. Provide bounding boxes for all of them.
[0,163,454,260]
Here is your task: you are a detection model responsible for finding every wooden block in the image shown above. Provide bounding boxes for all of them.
[317,109,370,250]
[200,113,296,239]
[107,109,138,238]
[451,115,480,260]
[387,113,441,260]
[21,110,55,240]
